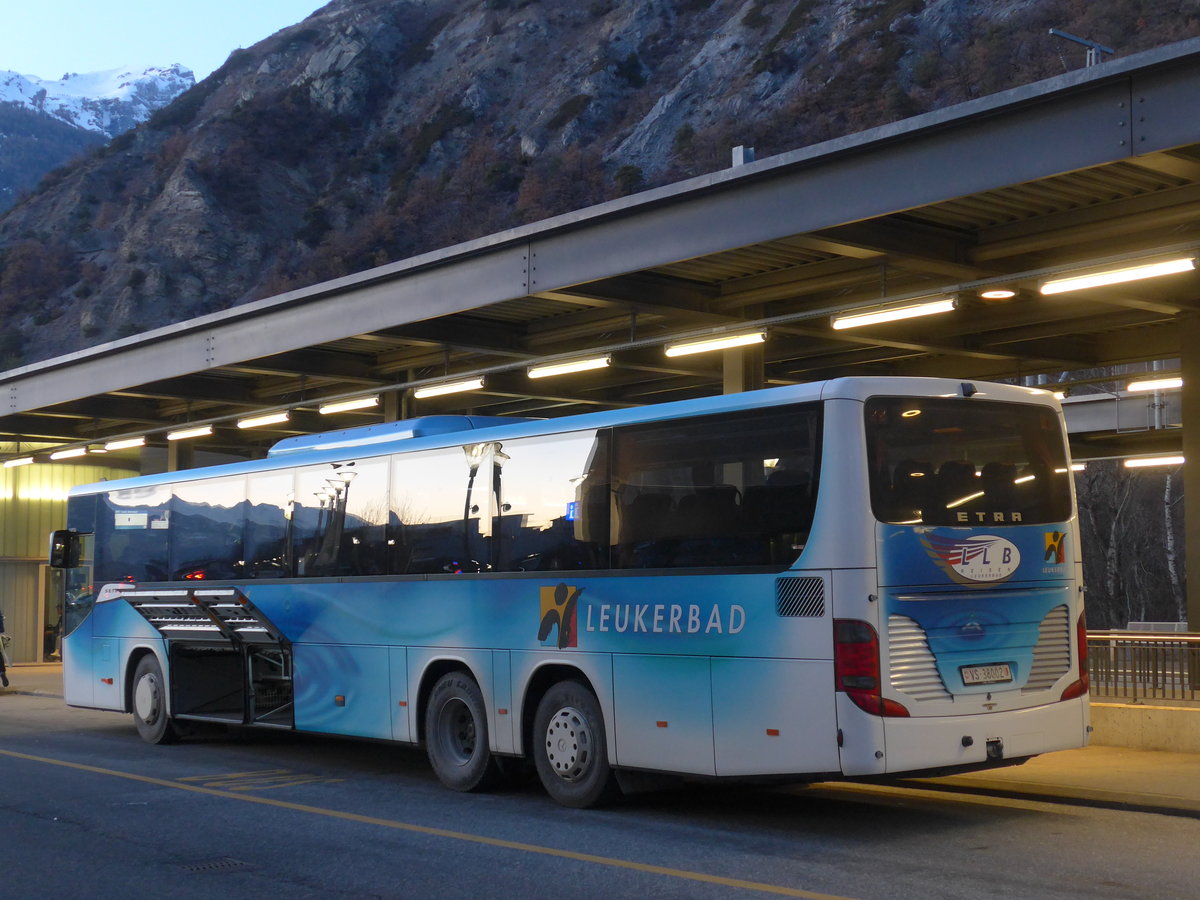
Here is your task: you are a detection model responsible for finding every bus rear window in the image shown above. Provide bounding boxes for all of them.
[865,397,1072,526]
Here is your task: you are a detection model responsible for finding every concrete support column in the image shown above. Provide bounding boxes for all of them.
[166,440,194,473]
[1182,313,1200,632]
[722,345,765,395]
[382,392,402,423]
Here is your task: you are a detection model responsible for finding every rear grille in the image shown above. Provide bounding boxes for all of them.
[775,577,825,617]
[1022,604,1072,692]
[888,614,952,702]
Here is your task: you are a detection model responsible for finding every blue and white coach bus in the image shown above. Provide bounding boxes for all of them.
[48,377,1088,807]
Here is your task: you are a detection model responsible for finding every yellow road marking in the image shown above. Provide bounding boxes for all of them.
[0,748,853,899]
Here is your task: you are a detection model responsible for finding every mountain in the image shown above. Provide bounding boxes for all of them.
[0,0,1196,367]
[0,64,194,212]
[0,104,106,210]
[0,64,195,138]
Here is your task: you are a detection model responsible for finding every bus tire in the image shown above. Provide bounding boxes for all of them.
[533,680,618,808]
[132,654,180,745]
[425,672,500,792]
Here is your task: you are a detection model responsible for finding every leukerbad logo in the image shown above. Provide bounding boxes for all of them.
[922,533,1021,584]
[537,583,582,648]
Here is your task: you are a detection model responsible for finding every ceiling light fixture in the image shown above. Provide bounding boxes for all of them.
[237,411,291,429]
[49,447,87,460]
[167,424,214,441]
[413,377,486,399]
[3,457,34,468]
[1040,257,1196,295]
[319,396,380,415]
[104,436,146,451]
[1124,455,1185,468]
[830,297,956,330]
[528,356,612,379]
[980,288,1016,300]
[664,331,766,357]
[1127,376,1182,392]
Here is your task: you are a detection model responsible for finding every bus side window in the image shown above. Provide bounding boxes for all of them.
[491,430,610,572]
[170,476,247,581]
[97,485,171,583]
[616,490,674,567]
[611,403,821,569]
[245,470,294,578]
[391,448,483,574]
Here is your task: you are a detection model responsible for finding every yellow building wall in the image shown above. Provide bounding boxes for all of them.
[0,461,129,663]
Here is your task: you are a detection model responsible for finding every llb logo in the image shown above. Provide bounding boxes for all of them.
[537,583,582,648]
[922,533,1021,583]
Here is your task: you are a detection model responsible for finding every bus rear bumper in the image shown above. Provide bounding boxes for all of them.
[852,697,1090,776]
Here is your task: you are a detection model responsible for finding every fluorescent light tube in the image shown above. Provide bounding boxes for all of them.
[237,411,290,429]
[664,332,766,357]
[49,447,87,460]
[1124,456,1185,468]
[414,377,485,399]
[3,457,34,468]
[528,356,611,379]
[319,396,380,414]
[167,425,214,441]
[104,437,145,451]
[1127,377,1182,392]
[1041,257,1195,295]
[831,298,955,330]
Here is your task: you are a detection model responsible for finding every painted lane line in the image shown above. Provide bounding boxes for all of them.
[0,748,854,900]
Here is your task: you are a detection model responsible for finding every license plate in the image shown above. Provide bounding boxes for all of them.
[960,663,1013,685]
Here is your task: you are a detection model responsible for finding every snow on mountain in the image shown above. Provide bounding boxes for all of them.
[0,64,194,138]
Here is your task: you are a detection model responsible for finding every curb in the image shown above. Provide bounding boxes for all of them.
[904,777,1200,820]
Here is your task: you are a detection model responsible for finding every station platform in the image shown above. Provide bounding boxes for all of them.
[4,664,1199,817]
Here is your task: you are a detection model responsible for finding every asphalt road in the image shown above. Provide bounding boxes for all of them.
[2,690,1199,899]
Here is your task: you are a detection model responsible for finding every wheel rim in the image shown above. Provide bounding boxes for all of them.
[544,706,592,782]
[134,673,160,725]
[436,697,477,765]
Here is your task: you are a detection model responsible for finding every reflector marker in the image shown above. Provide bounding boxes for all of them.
[656,721,668,728]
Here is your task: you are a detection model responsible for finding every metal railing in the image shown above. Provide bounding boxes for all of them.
[1087,631,1200,703]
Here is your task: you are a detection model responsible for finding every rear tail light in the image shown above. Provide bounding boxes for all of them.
[1060,612,1090,701]
[834,619,909,717]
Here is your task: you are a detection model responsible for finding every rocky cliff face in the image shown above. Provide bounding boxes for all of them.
[0,0,1194,367]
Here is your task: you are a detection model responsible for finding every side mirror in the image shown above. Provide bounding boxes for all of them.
[49,530,81,568]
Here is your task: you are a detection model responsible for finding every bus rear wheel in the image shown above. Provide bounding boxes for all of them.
[132,654,180,745]
[425,672,500,792]
[533,680,618,808]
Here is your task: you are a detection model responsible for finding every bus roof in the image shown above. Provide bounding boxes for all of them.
[67,376,1060,497]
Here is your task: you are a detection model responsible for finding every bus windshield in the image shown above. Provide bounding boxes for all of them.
[866,396,1072,526]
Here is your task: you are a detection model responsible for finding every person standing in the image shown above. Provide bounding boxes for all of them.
[0,608,9,687]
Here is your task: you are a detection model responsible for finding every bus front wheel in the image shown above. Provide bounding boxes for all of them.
[532,680,618,808]
[425,672,500,792]
[131,654,180,745]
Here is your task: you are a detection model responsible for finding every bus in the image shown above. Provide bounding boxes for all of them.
[48,376,1089,807]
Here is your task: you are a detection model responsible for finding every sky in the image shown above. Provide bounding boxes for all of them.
[0,0,326,81]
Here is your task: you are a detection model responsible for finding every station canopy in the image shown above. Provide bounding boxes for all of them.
[5,39,1200,465]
